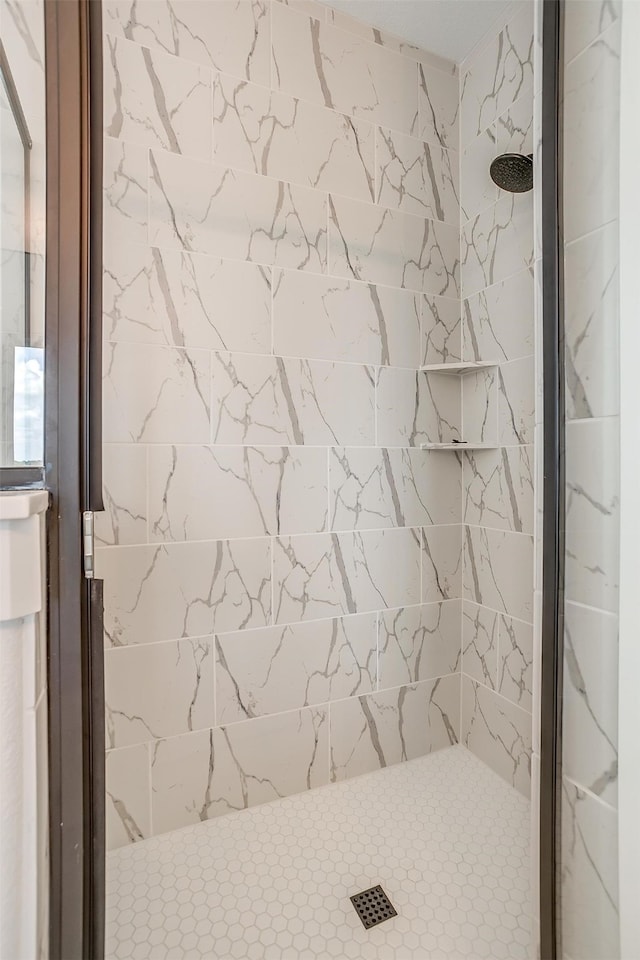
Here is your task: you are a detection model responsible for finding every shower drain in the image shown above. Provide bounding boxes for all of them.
[350,885,397,929]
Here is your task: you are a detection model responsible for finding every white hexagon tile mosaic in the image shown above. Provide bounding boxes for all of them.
[105,745,533,960]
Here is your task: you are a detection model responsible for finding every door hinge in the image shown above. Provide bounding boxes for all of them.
[82,511,95,579]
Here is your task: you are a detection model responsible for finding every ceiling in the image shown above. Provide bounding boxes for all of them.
[326,0,515,64]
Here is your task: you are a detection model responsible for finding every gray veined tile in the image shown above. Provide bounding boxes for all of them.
[378,602,462,690]
[150,707,329,833]
[213,74,375,202]
[564,0,621,63]
[462,267,534,363]
[103,0,271,86]
[376,367,461,447]
[272,270,420,368]
[463,446,534,535]
[463,525,534,623]
[96,444,147,547]
[103,241,272,354]
[147,444,327,541]
[497,614,533,713]
[106,744,151,850]
[329,194,460,298]
[215,614,376,723]
[461,366,498,446]
[105,637,214,748]
[148,150,327,273]
[375,127,459,225]
[498,356,535,445]
[96,538,272,647]
[273,528,421,625]
[462,601,498,690]
[461,676,531,797]
[103,138,148,246]
[461,191,534,300]
[330,675,460,782]
[422,525,463,603]
[210,353,375,446]
[104,35,211,159]
[421,293,462,365]
[417,63,459,150]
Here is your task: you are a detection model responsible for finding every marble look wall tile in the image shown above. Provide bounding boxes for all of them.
[271,4,418,135]
[560,780,619,960]
[103,341,210,443]
[462,268,534,362]
[421,294,461,365]
[148,445,327,540]
[376,128,459,225]
[273,270,420,368]
[376,367,461,447]
[210,353,374,446]
[460,4,533,147]
[105,637,214,748]
[563,602,618,805]
[103,0,271,86]
[97,539,271,646]
[462,601,498,689]
[379,602,461,689]
[463,446,534,534]
[273,528,421,624]
[106,744,151,850]
[330,675,460,781]
[417,64,459,150]
[104,36,211,159]
[498,356,535,445]
[461,192,534,300]
[151,707,328,832]
[96,444,147,546]
[422,525,463,602]
[149,150,326,273]
[330,447,461,531]
[461,676,531,796]
[564,223,619,419]
[565,419,619,612]
[463,525,534,622]
[498,614,533,713]
[215,613,376,722]
[329,195,460,298]
[103,241,272,353]
[213,75,375,202]
[103,138,148,245]
[278,0,327,23]
[563,22,621,244]
[461,367,498,445]
[564,0,621,63]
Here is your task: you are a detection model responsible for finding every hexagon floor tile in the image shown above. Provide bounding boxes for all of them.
[105,745,533,959]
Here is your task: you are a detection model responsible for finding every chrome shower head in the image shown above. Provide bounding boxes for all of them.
[489,153,534,193]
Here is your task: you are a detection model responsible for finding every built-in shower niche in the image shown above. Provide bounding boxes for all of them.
[419,362,499,450]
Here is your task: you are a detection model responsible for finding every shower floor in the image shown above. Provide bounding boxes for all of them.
[105,745,533,960]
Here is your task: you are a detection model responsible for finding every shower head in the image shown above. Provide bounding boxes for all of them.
[489,153,533,193]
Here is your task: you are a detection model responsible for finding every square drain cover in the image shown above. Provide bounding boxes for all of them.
[350,885,397,929]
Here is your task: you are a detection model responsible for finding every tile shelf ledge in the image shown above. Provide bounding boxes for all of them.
[419,361,499,374]
[420,442,499,451]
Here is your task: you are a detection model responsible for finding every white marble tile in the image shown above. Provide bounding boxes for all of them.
[277,0,327,23]
[215,613,376,722]
[422,524,463,602]
[498,614,533,713]
[463,525,534,623]
[103,138,148,246]
[97,539,271,647]
[148,444,327,540]
[378,601,461,689]
[461,366,498,445]
[330,447,461,531]
[273,528,421,624]
[106,744,151,850]
[462,601,498,690]
[210,352,375,445]
[565,418,619,613]
[273,269,420,368]
[563,21,621,244]
[461,191,534,300]
[149,150,326,272]
[376,128,459,224]
[461,675,531,796]
[103,241,272,353]
[563,602,618,805]
[151,707,329,832]
[498,356,535,445]
[564,223,619,419]
[329,194,460,297]
[417,63,459,150]
[271,4,418,135]
[103,0,271,85]
[330,675,460,782]
[421,293,462,365]
[462,267,535,362]
[96,444,147,547]
[105,637,214,748]
[376,366,461,447]
[213,74,375,201]
[104,35,211,159]
[103,341,210,443]
[560,780,619,960]
[463,445,534,534]
[564,0,621,63]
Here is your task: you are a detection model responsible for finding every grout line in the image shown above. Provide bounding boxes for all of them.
[462,672,533,718]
